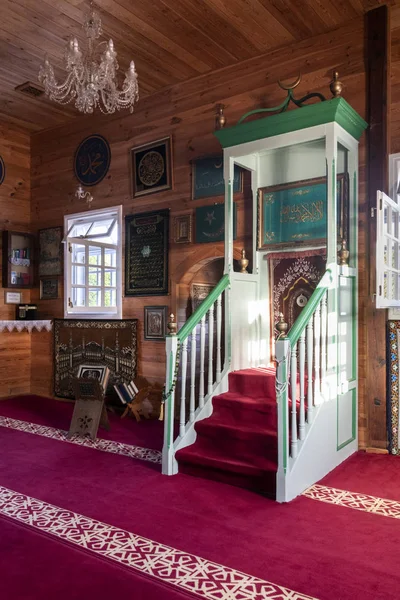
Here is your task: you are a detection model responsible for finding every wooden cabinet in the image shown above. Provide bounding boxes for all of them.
[2,230,36,288]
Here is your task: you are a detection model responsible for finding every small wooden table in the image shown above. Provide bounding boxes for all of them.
[68,378,110,441]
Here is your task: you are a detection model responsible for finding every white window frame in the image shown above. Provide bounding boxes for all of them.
[64,205,123,319]
[376,191,400,308]
[389,153,400,203]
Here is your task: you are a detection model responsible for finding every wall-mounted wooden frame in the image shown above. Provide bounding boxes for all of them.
[38,226,63,277]
[4,291,21,304]
[40,277,59,300]
[144,305,168,340]
[130,136,173,198]
[173,213,192,243]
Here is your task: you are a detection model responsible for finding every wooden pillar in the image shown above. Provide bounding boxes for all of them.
[365,5,390,449]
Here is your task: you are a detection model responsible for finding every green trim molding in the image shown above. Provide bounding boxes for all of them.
[215,98,367,148]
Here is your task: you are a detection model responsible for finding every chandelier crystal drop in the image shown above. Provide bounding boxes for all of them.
[38,5,139,114]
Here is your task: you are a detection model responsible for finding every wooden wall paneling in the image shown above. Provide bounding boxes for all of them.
[0,123,32,397]
[364,5,390,449]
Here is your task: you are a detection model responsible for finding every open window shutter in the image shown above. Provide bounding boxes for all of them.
[376,190,400,308]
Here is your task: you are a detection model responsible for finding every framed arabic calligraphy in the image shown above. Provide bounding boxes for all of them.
[74,134,111,186]
[130,137,173,198]
[257,174,347,250]
[191,155,242,200]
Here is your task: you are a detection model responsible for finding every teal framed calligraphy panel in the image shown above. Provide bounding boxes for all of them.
[257,175,346,250]
[192,156,242,200]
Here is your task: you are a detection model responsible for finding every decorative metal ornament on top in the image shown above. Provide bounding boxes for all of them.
[237,71,342,125]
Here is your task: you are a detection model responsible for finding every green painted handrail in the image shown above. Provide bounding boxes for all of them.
[177,274,230,342]
[287,267,333,346]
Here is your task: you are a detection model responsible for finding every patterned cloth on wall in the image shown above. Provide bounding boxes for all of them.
[388,321,400,454]
[54,319,138,399]
[269,253,326,336]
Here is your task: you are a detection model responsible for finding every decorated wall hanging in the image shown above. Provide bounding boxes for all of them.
[0,155,5,185]
[130,137,173,198]
[191,156,242,200]
[74,134,111,186]
[195,202,236,243]
[38,226,63,277]
[125,209,169,296]
[388,321,400,455]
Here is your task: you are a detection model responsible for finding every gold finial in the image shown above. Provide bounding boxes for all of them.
[167,313,177,336]
[215,104,226,130]
[330,71,343,98]
[275,313,288,337]
[277,74,301,90]
[338,238,349,265]
[238,248,249,274]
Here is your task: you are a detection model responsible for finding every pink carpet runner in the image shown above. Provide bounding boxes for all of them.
[177,368,278,497]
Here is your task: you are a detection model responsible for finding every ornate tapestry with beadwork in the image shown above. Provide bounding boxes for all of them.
[388,321,400,454]
[54,319,138,399]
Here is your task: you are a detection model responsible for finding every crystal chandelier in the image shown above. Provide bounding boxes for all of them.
[38,4,139,114]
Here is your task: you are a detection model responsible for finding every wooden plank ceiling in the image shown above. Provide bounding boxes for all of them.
[0,0,390,132]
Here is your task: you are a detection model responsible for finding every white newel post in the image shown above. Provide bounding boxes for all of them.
[298,330,306,441]
[162,335,179,475]
[179,338,188,437]
[290,342,298,458]
[320,293,328,401]
[313,302,321,406]
[208,304,214,396]
[190,328,196,422]
[276,338,290,503]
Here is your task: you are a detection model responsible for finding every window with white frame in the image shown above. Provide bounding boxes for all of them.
[376,191,400,308]
[64,206,122,318]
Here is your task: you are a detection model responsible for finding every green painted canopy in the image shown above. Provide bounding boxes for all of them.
[214,97,367,148]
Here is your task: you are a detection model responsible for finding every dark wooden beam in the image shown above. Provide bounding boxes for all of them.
[365,4,390,448]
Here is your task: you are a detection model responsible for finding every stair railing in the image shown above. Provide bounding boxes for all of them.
[275,266,334,488]
[162,274,230,475]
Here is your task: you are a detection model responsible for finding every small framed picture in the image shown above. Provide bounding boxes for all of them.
[76,364,110,391]
[144,306,168,341]
[40,278,59,300]
[173,213,192,243]
[130,137,173,198]
[4,291,22,304]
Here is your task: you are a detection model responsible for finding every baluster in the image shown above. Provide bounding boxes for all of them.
[320,293,328,401]
[199,315,206,409]
[216,295,222,383]
[313,302,321,406]
[306,319,314,424]
[290,342,298,458]
[299,330,306,441]
[179,338,188,437]
[208,304,214,396]
[190,327,196,422]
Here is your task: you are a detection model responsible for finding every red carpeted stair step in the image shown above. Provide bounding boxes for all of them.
[176,367,278,497]
[177,444,277,497]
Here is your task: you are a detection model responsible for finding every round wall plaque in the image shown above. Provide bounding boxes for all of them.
[74,134,111,186]
[0,155,5,185]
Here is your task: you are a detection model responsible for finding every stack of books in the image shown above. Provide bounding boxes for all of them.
[113,380,139,405]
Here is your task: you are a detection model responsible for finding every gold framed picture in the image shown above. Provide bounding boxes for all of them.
[173,213,192,243]
[130,136,173,198]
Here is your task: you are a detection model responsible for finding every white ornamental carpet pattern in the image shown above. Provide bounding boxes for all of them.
[0,415,161,464]
[0,485,317,600]
[303,484,400,519]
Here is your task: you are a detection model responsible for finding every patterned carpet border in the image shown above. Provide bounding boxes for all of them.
[0,415,161,464]
[0,485,317,600]
[303,484,400,519]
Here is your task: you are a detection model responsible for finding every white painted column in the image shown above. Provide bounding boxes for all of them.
[298,330,306,441]
[208,304,214,396]
[216,294,222,383]
[306,319,314,424]
[179,338,188,437]
[190,328,196,423]
[320,293,328,401]
[290,343,298,458]
[162,335,179,475]
[199,315,206,409]
[313,302,321,406]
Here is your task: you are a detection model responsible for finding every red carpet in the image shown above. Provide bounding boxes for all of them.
[1,396,400,599]
[177,368,278,496]
[0,394,163,450]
